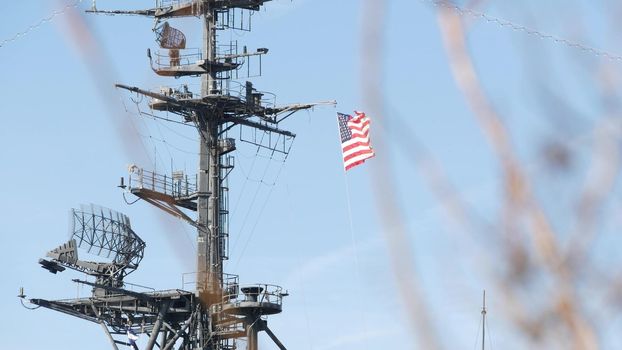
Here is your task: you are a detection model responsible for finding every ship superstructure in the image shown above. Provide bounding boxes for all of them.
[21,1,333,349]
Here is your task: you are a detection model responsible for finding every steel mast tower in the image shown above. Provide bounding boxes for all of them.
[22,1,333,350]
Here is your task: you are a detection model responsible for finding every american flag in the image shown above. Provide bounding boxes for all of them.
[337,111,375,171]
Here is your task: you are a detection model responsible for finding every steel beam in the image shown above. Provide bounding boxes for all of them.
[145,301,171,350]
[263,323,287,350]
[100,321,121,350]
[162,311,196,350]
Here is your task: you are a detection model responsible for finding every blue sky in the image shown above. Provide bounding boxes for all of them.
[1,0,621,349]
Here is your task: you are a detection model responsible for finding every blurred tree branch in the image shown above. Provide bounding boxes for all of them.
[436,4,599,349]
[361,1,442,349]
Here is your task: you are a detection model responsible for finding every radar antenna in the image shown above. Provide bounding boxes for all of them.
[39,204,145,289]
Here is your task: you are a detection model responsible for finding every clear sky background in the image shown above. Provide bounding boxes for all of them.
[1,0,621,349]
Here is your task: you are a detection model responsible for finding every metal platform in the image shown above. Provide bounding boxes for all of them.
[217,284,284,316]
[128,167,199,219]
[30,288,195,330]
[149,49,240,77]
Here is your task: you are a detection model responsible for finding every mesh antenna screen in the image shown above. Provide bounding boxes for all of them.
[70,204,145,269]
[156,22,186,49]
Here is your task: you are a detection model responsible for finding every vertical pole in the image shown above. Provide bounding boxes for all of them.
[197,1,209,300]
[481,290,486,350]
[197,0,222,301]
[196,2,222,349]
[247,319,258,350]
[197,119,210,299]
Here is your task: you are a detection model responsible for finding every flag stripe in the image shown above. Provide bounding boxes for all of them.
[345,160,364,171]
[344,152,375,170]
[350,130,369,138]
[344,149,375,164]
[342,140,371,153]
[344,149,374,163]
[349,124,369,133]
[350,121,369,128]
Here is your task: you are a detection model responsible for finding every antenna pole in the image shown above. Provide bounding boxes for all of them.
[481,290,487,350]
[196,0,222,303]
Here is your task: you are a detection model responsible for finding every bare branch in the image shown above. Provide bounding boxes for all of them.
[436,7,599,349]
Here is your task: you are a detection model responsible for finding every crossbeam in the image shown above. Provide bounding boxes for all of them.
[72,279,152,303]
[86,0,273,18]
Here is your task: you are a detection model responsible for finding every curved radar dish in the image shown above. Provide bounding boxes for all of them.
[70,204,145,273]
[155,21,186,49]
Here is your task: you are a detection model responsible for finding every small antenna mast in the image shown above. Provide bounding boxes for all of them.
[481,290,487,350]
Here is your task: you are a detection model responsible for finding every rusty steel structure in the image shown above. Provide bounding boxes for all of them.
[21,1,334,349]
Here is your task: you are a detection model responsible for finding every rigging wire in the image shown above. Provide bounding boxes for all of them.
[123,192,141,205]
[236,148,286,162]
[20,299,41,310]
[282,178,315,350]
[423,0,622,62]
[235,149,283,185]
[130,101,199,175]
[342,174,372,349]
[142,107,198,160]
[0,0,85,48]
[119,97,155,165]
[230,141,263,217]
[337,106,372,349]
[134,101,175,167]
[135,116,168,171]
[126,96,197,175]
[154,116,200,142]
[229,155,274,254]
[152,113,175,163]
[229,131,294,268]
[233,158,288,271]
[2,0,621,64]
[181,223,198,251]
[137,132,199,155]
[485,312,494,350]
[123,96,199,257]
[137,108,195,128]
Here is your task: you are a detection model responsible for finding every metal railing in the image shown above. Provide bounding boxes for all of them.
[123,281,156,293]
[221,283,284,305]
[149,79,277,111]
[154,84,196,101]
[153,81,250,100]
[156,0,195,8]
[181,272,240,293]
[128,166,197,198]
[220,80,246,99]
[153,48,202,69]
[256,90,276,110]
[181,271,198,291]
[215,8,254,31]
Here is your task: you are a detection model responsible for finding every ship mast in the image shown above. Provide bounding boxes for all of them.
[23,1,335,350]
